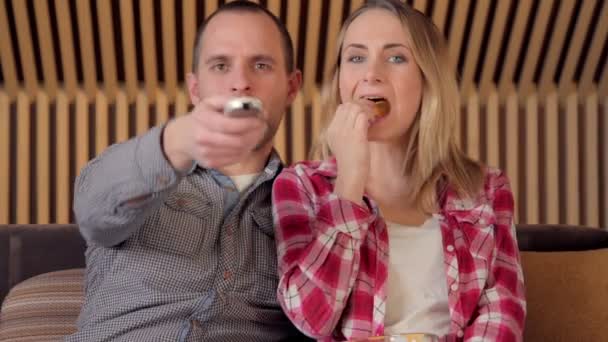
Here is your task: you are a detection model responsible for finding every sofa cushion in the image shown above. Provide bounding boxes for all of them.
[521,249,608,341]
[0,268,84,341]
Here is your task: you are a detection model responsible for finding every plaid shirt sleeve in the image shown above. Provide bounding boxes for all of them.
[464,172,526,341]
[272,166,376,339]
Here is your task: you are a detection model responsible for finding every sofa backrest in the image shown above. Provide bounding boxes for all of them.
[0,224,85,303]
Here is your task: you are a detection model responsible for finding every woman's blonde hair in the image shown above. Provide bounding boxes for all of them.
[312,0,483,213]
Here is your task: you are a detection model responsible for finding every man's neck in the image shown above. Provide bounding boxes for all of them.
[217,144,273,176]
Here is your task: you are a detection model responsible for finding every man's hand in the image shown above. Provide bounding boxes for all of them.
[163,96,268,171]
[327,102,371,205]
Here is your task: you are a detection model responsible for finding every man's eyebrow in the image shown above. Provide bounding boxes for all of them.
[251,54,277,63]
[204,55,230,64]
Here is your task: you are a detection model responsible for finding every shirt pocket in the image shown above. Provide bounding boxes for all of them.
[139,192,213,257]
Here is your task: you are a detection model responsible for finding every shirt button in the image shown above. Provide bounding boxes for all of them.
[191,319,201,329]
[457,329,464,338]
[223,271,232,280]
[451,283,459,292]
[446,245,454,252]
[157,175,169,186]
[176,198,187,208]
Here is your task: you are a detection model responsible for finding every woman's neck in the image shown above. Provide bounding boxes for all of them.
[366,141,430,226]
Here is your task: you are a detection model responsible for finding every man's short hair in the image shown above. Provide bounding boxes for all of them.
[192,1,295,73]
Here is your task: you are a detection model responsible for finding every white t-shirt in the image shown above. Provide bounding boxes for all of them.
[384,216,451,337]
[230,173,260,192]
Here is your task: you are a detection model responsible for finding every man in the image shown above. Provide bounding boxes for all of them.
[67,1,305,341]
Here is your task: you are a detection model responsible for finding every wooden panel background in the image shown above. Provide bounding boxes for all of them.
[0,0,607,227]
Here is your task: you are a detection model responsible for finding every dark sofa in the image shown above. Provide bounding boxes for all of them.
[1,224,607,341]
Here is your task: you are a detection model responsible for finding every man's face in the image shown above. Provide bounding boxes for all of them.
[188,11,300,148]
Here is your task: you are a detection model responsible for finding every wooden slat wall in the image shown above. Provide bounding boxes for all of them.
[1,88,605,227]
[0,0,606,228]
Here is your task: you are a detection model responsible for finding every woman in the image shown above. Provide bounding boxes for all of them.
[272,0,526,341]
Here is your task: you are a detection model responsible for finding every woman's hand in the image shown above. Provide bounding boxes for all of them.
[327,102,371,205]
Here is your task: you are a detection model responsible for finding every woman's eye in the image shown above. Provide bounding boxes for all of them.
[346,55,364,63]
[388,55,406,63]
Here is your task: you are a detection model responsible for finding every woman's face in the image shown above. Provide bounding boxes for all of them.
[339,9,423,143]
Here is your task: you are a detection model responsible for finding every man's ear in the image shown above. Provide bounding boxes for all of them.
[186,73,201,105]
[286,70,303,104]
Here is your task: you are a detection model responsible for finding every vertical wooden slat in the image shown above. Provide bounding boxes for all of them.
[162,0,177,101]
[584,93,599,227]
[36,92,50,224]
[75,91,89,174]
[505,93,519,221]
[413,0,428,13]
[460,0,491,98]
[291,93,307,163]
[603,97,608,227]
[156,90,169,126]
[498,0,533,97]
[97,0,118,102]
[565,93,580,225]
[0,0,18,98]
[580,3,608,95]
[115,90,129,143]
[599,66,608,100]
[0,92,10,223]
[136,91,150,135]
[119,0,138,102]
[140,0,158,102]
[16,92,30,223]
[479,0,511,99]
[557,0,595,96]
[55,91,70,223]
[13,1,38,96]
[466,92,480,160]
[432,0,449,34]
[323,0,345,82]
[350,0,365,14]
[175,90,189,117]
[519,0,554,97]
[544,93,560,224]
[183,0,196,75]
[311,87,323,149]
[33,0,58,98]
[205,0,219,19]
[55,0,78,100]
[266,0,281,17]
[448,0,470,70]
[538,0,577,97]
[76,0,98,98]
[486,90,500,168]
[525,95,540,224]
[286,0,301,65]
[303,0,322,104]
[95,92,109,155]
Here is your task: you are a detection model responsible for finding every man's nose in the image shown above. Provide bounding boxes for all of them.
[230,66,252,95]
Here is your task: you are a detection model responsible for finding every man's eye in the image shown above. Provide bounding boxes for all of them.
[212,63,227,71]
[255,63,271,70]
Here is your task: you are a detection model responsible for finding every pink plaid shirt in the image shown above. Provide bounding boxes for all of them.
[272,159,526,341]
